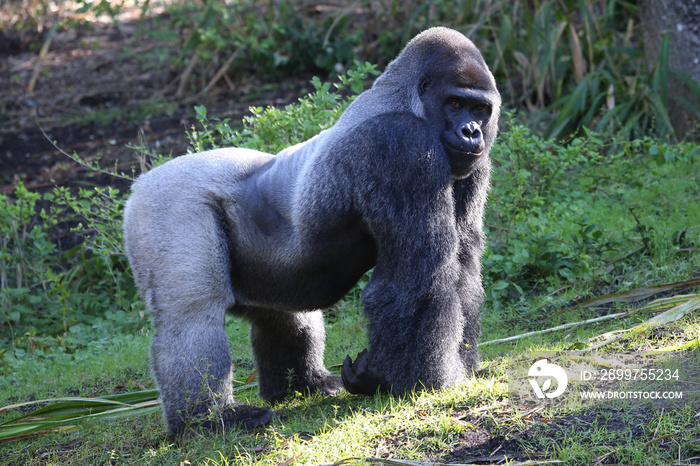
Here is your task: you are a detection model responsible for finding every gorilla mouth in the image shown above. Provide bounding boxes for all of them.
[445,142,483,157]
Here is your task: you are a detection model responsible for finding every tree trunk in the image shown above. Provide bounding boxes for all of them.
[640,0,700,139]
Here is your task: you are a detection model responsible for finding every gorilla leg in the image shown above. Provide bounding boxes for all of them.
[246,310,342,402]
[148,302,273,436]
[124,190,274,436]
[151,316,269,434]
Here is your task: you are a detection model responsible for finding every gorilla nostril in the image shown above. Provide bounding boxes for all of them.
[459,122,481,140]
[457,121,481,142]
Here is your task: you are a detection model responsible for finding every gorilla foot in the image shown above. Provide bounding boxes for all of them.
[262,373,345,402]
[290,373,344,399]
[202,403,277,431]
[315,374,344,397]
[341,349,385,395]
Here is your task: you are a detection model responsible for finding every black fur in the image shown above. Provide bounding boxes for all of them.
[123,27,500,435]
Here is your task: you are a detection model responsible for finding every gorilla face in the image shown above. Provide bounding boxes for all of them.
[418,46,500,179]
[440,90,495,174]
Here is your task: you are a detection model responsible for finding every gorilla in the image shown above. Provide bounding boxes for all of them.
[123,26,500,436]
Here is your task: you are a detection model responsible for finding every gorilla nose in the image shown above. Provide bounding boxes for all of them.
[457,121,483,153]
[459,121,481,138]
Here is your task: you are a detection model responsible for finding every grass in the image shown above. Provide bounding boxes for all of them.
[1,129,699,464]
[2,64,699,464]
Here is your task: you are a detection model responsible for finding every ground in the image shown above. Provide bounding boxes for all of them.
[2,4,700,465]
[0,2,309,197]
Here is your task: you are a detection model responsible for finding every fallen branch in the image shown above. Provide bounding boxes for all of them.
[575,277,700,309]
[482,278,700,348]
[480,312,630,346]
[585,294,700,352]
[175,52,200,99]
[199,47,242,98]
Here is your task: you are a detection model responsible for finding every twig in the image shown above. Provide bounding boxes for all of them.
[39,127,134,181]
[480,312,630,346]
[200,47,242,97]
[28,1,66,93]
[175,52,200,99]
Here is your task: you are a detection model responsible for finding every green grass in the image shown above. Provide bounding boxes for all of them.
[1,68,699,464]
[2,138,699,464]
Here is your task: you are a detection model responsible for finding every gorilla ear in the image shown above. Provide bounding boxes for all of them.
[418,76,431,96]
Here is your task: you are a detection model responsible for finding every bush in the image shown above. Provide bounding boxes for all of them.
[484,114,700,311]
[0,183,144,368]
[186,61,378,154]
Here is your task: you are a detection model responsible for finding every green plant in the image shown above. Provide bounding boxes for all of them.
[143,1,363,97]
[482,113,700,312]
[545,32,700,140]
[0,183,144,371]
[187,61,379,154]
[484,118,607,306]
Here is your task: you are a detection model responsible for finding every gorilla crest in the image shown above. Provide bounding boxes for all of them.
[123,27,501,436]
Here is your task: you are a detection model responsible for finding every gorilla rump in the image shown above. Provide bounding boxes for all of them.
[123,27,501,436]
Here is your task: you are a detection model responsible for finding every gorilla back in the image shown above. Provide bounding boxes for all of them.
[123,26,500,436]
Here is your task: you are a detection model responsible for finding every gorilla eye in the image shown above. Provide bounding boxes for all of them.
[448,99,462,109]
[419,76,431,95]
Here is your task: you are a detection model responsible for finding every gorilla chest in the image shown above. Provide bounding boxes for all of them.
[229,220,377,311]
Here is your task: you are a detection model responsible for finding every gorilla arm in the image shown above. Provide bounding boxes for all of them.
[339,114,468,394]
[453,161,490,372]
[342,163,491,394]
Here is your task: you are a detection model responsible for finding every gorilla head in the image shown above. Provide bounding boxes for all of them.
[367,27,500,178]
[123,27,500,436]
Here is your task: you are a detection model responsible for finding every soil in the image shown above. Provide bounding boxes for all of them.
[0,3,309,196]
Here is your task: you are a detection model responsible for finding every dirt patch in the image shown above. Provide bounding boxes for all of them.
[443,428,528,464]
[0,3,309,195]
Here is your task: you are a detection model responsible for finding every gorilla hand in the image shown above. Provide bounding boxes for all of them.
[341,349,385,395]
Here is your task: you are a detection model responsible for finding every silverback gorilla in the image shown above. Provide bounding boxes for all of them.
[123,27,501,436]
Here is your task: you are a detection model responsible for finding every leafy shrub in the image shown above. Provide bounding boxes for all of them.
[484,118,611,308]
[484,114,700,311]
[0,183,144,368]
[142,0,362,97]
[187,61,379,154]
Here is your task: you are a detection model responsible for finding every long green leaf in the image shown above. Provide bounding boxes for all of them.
[0,380,259,442]
[652,33,671,104]
[670,67,700,98]
[647,92,675,137]
[0,390,161,442]
[586,294,700,352]
[480,312,630,346]
[644,339,700,355]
